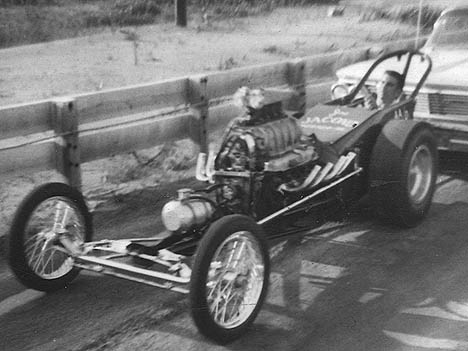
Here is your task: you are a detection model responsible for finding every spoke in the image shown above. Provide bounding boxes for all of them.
[25,232,44,247]
[28,237,47,267]
[223,289,241,322]
[220,277,234,297]
[208,265,227,300]
[38,248,56,276]
[220,297,228,324]
[212,292,220,317]
[50,250,55,274]
[210,280,223,313]
[26,236,43,260]
[232,240,246,267]
[216,280,236,323]
[32,249,45,274]
[226,240,239,267]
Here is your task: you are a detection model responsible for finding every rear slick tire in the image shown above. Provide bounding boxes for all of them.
[369,120,438,227]
[189,215,270,344]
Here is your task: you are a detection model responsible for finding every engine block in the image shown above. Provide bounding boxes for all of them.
[215,102,318,173]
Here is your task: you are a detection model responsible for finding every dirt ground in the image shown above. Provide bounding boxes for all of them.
[0,5,425,247]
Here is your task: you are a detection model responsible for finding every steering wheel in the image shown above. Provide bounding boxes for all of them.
[348,85,377,108]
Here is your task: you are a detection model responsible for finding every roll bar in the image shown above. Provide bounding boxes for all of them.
[341,49,432,104]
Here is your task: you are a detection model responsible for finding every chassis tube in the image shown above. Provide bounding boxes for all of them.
[75,255,190,284]
[257,168,362,225]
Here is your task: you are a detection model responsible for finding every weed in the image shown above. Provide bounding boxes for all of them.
[120,28,139,41]
[218,56,238,70]
[263,44,290,57]
[263,45,280,54]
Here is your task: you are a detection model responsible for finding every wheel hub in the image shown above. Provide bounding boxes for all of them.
[408,144,433,205]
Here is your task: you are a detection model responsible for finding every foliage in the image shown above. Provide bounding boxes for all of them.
[0,0,56,5]
[217,56,238,70]
[0,1,442,48]
[195,0,339,19]
[360,5,442,30]
[0,5,85,47]
[108,0,163,26]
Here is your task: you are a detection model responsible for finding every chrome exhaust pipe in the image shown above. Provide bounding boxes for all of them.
[336,152,357,175]
[278,164,322,193]
[205,150,216,182]
[311,162,334,187]
[195,153,209,181]
[323,155,348,181]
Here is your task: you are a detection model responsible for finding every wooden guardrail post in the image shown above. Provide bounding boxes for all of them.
[287,59,306,116]
[175,0,187,27]
[189,76,209,154]
[53,97,82,190]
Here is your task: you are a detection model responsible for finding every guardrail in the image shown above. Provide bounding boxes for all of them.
[0,38,422,189]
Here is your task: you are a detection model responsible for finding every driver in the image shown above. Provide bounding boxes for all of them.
[364,70,404,110]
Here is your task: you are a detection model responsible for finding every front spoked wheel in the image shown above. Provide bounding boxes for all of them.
[9,182,93,292]
[190,215,269,344]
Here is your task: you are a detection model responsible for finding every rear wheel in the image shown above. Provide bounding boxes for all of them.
[369,120,438,227]
[190,215,270,344]
[9,182,93,292]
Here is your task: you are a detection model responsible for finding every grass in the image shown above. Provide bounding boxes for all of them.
[0,0,341,48]
[0,2,440,48]
[217,56,239,70]
[0,1,171,47]
[359,5,442,30]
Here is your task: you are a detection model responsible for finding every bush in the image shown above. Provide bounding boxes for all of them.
[93,0,165,27]
[0,5,85,47]
[361,5,442,30]
[0,0,57,5]
[388,5,441,30]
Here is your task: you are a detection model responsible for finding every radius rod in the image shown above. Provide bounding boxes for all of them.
[257,168,362,225]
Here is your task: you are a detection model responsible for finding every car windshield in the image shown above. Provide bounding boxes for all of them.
[426,9,468,49]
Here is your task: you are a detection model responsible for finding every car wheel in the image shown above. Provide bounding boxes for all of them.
[369,120,438,227]
[189,215,270,344]
[9,182,93,292]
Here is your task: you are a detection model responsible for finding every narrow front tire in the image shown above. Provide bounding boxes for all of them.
[190,215,270,344]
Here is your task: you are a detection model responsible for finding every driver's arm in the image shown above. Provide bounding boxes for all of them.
[364,94,378,109]
[362,85,378,110]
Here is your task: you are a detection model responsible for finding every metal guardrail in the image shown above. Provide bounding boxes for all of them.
[0,38,421,189]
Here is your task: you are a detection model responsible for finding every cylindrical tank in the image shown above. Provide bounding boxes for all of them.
[161,189,214,232]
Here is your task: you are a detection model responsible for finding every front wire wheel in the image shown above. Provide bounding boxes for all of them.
[9,183,93,292]
[190,215,270,344]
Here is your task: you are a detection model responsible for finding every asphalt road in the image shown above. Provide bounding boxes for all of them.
[2,152,468,351]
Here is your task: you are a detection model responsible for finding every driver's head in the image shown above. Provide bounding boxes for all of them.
[376,70,404,108]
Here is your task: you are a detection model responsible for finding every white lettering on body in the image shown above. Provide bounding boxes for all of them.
[301,108,359,129]
[301,114,359,129]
